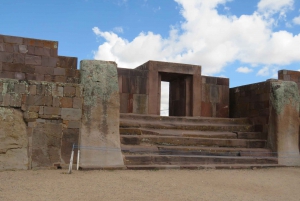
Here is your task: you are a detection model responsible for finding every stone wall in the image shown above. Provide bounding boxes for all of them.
[278,70,300,90]
[201,76,229,117]
[0,34,79,83]
[0,78,82,169]
[117,68,148,114]
[230,81,271,134]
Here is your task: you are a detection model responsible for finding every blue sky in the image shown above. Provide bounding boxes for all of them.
[1,0,300,88]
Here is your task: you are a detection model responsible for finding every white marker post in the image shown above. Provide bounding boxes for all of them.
[68,144,75,174]
[77,149,80,170]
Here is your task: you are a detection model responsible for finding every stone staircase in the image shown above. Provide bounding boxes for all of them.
[120,113,279,170]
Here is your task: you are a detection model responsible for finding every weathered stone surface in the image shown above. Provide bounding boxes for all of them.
[80,60,124,168]
[0,107,28,170]
[61,128,79,164]
[133,94,148,114]
[61,108,81,120]
[31,122,62,168]
[268,81,300,166]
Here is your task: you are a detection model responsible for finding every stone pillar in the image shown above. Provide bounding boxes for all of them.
[268,80,300,166]
[79,60,124,168]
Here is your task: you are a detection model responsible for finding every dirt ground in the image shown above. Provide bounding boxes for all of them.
[0,167,300,201]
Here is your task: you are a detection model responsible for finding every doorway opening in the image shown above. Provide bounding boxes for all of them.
[160,81,169,116]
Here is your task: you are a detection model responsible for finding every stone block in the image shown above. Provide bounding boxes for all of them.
[75,86,82,97]
[19,45,28,53]
[2,62,22,72]
[3,35,23,44]
[64,86,75,97]
[66,77,79,84]
[61,128,79,164]
[0,52,13,62]
[0,108,28,170]
[2,94,10,106]
[65,69,76,77]
[53,97,60,107]
[23,111,38,120]
[14,72,25,80]
[43,106,61,115]
[120,93,129,113]
[26,95,52,106]
[35,66,54,75]
[14,83,26,94]
[22,64,35,73]
[60,97,73,108]
[27,45,35,54]
[72,97,82,109]
[0,62,2,72]
[0,43,4,51]
[31,122,62,168]
[44,75,54,82]
[34,47,50,56]
[52,86,63,97]
[9,94,22,107]
[201,101,212,117]
[42,56,58,67]
[79,60,124,168]
[57,56,77,69]
[35,74,45,81]
[133,94,148,114]
[210,85,219,103]
[25,55,41,65]
[67,121,81,128]
[0,71,14,79]
[54,67,65,75]
[25,73,36,81]
[50,48,58,57]
[54,75,66,83]
[268,81,300,166]
[29,85,37,95]
[36,84,45,95]
[13,53,25,64]
[3,43,13,52]
[61,108,82,120]
[28,106,40,112]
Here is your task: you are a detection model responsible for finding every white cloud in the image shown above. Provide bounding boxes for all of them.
[93,0,300,76]
[113,26,124,33]
[293,16,300,25]
[236,67,253,73]
[256,66,278,77]
[257,66,270,76]
[257,0,294,14]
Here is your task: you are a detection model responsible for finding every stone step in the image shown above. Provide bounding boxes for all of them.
[120,120,254,132]
[236,132,267,139]
[125,164,283,170]
[120,128,237,138]
[124,155,278,166]
[121,145,273,157]
[120,135,267,148]
[120,113,250,125]
[120,128,266,140]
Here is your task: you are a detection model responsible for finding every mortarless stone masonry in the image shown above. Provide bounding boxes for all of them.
[1,34,300,169]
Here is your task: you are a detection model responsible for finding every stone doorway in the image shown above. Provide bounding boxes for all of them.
[160,72,193,117]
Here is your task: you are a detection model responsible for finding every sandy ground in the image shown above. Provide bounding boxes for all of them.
[0,167,300,201]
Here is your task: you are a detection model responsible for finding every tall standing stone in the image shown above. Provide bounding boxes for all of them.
[268,80,300,166]
[0,107,28,170]
[79,60,124,168]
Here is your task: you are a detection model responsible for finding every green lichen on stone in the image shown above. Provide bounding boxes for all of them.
[270,81,300,114]
[0,107,14,121]
[80,60,118,108]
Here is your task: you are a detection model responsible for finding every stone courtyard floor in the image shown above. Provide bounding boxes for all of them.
[0,167,299,201]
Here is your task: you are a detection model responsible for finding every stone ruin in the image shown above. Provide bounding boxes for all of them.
[0,34,300,170]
